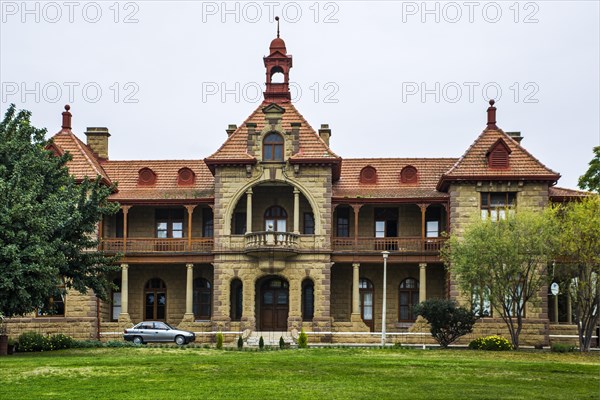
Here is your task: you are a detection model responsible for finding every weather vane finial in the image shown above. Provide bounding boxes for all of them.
[275,16,280,38]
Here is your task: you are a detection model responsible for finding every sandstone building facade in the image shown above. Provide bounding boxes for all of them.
[5,33,587,345]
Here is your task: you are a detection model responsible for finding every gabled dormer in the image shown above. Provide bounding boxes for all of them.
[486,138,512,169]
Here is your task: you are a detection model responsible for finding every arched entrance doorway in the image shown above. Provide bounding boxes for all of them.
[257,276,289,330]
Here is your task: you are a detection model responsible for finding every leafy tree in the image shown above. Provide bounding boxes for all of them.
[441,211,554,349]
[414,298,477,348]
[0,105,119,317]
[549,196,600,351]
[578,146,600,193]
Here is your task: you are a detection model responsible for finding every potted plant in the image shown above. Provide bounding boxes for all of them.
[7,339,18,355]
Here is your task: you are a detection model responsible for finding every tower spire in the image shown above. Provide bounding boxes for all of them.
[264,18,293,103]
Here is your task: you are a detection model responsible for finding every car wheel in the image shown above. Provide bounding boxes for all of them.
[133,336,143,345]
[175,335,186,346]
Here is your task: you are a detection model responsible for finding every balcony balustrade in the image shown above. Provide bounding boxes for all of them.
[332,237,446,254]
[100,238,214,254]
[244,231,300,257]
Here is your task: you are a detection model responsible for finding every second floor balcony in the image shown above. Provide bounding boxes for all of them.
[100,238,214,254]
[332,236,446,254]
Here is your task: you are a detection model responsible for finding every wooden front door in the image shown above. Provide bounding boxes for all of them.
[260,278,289,331]
[359,278,375,332]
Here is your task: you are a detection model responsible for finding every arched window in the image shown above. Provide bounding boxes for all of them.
[230,279,243,321]
[359,278,374,331]
[145,278,167,321]
[399,278,419,322]
[302,279,315,321]
[193,278,212,320]
[263,132,284,161]
[264,205,287,232]
[270,66,285,83]
[111,278,121,321]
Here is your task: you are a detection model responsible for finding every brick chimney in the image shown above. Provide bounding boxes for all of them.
[506,131,523,143]
[226,124,237,136]
[318,124,331,146]
[85,127,110,160]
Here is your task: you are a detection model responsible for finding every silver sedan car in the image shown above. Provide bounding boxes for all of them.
[123,321,195,345]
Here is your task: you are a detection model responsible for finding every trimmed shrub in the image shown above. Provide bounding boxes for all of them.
[279,336,285,349]
[259,336,264,350]
[18,332,51,352]
[237,335,243,349]
[216,331,224,350]
[49,333,74,350]
[298,328,308,349]
[414,298,477,348]
[72,340,104,348]
[551,343,577,353]
[106,340,138,348]
[468,335,513,351]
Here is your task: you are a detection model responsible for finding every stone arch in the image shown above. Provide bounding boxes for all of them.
[222,178,323,236]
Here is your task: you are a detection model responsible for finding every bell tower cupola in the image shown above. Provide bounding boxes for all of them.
[263,16,293,103]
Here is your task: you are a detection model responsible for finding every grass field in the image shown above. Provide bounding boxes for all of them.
[0,347,598,399]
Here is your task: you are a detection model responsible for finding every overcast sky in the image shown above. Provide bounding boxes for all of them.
[1,1,599,189]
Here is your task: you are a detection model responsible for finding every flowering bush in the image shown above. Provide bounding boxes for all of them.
[49,333,74,350]
[18,332,51,352]
[468,335,512,351]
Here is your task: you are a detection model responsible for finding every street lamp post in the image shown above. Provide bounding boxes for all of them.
[381,250,390,347]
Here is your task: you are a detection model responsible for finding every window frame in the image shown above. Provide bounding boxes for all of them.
[202,208,214,238]
[336,207,350,237]
[37,284,66,317]
[301,279,315,321]
[480,192,517,221]
[193,278,212,321]
[303,212,315,235]
[155,208,184,239]
[262,132,284,162]
[398,277,419,322]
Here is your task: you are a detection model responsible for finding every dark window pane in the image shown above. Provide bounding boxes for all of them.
[263,291,273,305]
[303,212,315,234]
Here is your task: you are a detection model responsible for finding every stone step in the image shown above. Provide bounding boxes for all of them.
[246,331,295,347]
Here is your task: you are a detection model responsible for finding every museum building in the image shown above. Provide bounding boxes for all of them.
[5,31,587,345]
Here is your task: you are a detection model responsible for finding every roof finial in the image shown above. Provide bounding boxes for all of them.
[275,16,280,38]
[61,104,72,131]
[486,99,498,130]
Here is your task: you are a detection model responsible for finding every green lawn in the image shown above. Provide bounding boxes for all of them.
[0,347,598,399]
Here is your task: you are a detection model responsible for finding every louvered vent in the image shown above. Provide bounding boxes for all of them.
[489,148,509,169]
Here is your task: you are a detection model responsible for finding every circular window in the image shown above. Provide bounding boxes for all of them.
[138,168,157,185]
[178,167,195,185]
[400,166,418,184]
[360,166,377,183]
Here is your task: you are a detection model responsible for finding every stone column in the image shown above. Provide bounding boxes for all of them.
[352,263,360,315]
[122,206,130,253]
[246,189,253,233]
[118,263,130,322]
[419,263,427,303]
[183,263,194,321]
[293,188,300,234]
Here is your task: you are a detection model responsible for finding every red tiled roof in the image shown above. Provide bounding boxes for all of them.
[205,101,339,161]
[50,130,111,184]
[549,186,592,201]
[438,129,560,190]
[102,160,214,201]
[333,158,458,200]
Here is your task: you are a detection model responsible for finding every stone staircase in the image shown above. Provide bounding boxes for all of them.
[246,331,296,347]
